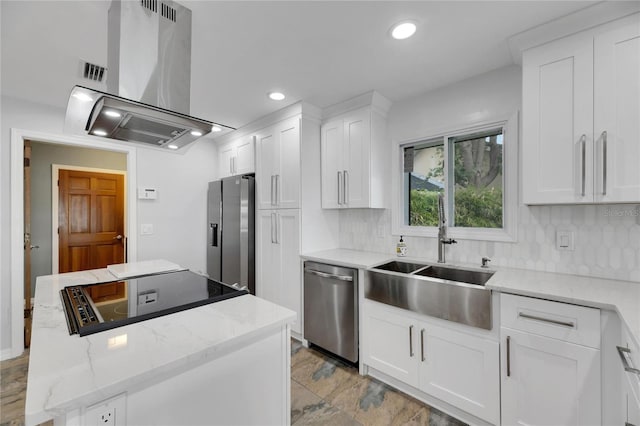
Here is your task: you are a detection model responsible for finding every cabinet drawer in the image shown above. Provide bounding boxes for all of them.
[501,293,600,348]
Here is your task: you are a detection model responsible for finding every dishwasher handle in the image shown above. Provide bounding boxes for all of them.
[304,268,353,282]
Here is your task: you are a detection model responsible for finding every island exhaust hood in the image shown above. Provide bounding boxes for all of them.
[64,0,233,150]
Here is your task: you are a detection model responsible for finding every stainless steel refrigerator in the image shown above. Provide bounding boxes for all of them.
[207,175,255,294]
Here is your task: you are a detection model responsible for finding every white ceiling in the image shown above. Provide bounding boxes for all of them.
[1,1,600,130]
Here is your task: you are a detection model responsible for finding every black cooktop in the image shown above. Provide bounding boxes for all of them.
[60,270,248,336]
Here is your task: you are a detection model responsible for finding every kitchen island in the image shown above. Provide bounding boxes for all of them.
[25,265,296,426]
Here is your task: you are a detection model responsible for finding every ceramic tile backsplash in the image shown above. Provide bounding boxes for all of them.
[339,205,640,282]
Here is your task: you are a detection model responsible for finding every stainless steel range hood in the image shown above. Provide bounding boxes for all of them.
[64,0,233,150]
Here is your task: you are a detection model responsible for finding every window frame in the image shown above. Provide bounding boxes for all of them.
[392,113,519,243]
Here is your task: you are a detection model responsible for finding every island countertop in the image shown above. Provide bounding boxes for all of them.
[25,268,295,426]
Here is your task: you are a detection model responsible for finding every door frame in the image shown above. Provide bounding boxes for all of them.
[9,128,138,359]
[51,165,127,274]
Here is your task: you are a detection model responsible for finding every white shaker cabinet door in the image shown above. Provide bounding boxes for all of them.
[275,209,301,334]
[594,14,640,203]
[320,118,344,209]
[256,210,281,303]
[256,127,279,210]
[522,31,594,204]
[276,118,301,209]
[362,301,420,388]
[218,143,235,179]
[501,328,601,426]
[234,135,255,176]
[342,109,371,208]
[419,323,500,425]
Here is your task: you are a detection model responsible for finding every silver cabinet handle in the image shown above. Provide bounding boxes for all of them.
[275,212,279,244]
[275,174,280,206]
[518,312,575,328]
[618,346,640,375]
[420,328,426,362]
[409,325,414,357]
[270,175,275,206]
[580,134,586,196]
[506,336,511,377]
[270,212,276,244]
[304,268,353,281]
[344,170,349,205]
[601,131,607,196]
[337,171,343,205]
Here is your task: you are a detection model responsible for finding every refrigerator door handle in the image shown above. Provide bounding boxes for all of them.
[210,223,218,247]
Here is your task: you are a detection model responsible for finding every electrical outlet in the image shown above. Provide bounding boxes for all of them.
[85,394,126,426]
[99,408,115,425]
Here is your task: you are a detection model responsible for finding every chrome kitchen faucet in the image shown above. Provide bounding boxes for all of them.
[437,193,457,263]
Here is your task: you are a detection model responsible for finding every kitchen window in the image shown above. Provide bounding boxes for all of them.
[394,116,518,242]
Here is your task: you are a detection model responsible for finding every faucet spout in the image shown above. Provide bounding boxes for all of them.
[437,193,456,263]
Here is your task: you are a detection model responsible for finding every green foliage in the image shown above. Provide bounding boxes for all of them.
[454,186,502,228]
[409,190,440,226]
[409,187,502,228]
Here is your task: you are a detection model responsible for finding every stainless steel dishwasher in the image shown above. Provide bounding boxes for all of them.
[304,261,358,363]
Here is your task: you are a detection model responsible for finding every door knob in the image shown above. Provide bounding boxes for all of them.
[30,245,40,249]
[113,235,123,240]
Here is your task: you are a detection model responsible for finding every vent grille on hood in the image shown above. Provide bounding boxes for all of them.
[141,0,157,13]
[83,62,106,82]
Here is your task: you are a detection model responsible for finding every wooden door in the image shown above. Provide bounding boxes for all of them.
[23,141,32,347]
[58,169,125,273]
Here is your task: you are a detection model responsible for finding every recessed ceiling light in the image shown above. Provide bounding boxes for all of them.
[211,125,222,132]
[72,92,93,102]
[104,110,121,118]
[92,129,107,136]
[168,144,179,150]
[390,21,417,40]
[190,130,203,137]
[268,92,285,101]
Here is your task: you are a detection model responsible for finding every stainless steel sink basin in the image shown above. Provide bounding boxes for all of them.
[366,261,494,330]
[373,261,428,274]
[415,265,494,286]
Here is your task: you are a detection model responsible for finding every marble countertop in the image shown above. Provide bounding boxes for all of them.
[25,266,296,426]
[301,248,640,347]
[301,249,392,269]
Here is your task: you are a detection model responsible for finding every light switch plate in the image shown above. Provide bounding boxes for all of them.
[556,230,574,251]
[140,224,154,235]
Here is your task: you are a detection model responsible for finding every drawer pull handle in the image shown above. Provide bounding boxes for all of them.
[506,336,511,377]
[409,325,414,357]
[421,328,426,362]
[518,312,575,328]
[617,346,640,375]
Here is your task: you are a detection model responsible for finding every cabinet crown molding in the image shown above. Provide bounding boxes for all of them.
[508,3,640,65]
[214,101,321,145]
[322,90,392,121]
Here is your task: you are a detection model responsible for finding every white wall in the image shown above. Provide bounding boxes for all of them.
[0,95,219,355]
[339,65,640,282]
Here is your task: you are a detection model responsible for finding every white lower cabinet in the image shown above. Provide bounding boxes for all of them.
[363,300,499,424]
[256,209,301,334]
[500,293,601,426]
[500,328,601,425]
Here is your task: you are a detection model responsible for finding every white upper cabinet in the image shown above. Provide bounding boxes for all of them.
[256,116,301,210]
[217,135,255,179]
[593,15,640,202]
[523,13,640,204]
[320,92,390,209]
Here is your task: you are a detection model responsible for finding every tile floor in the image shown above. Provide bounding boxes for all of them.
[290,341,466,426]
[0,343,466,426]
